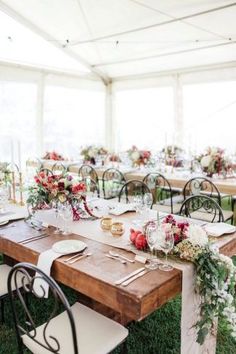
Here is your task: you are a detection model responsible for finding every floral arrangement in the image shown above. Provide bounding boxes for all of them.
[27,170,95,220]
[42,151,65,161]
[80,145,108,165]
[127,146,151,167]
[162,145,183,167]
[0,162,11,185]
[108,153,121,163]
[198,147,231,177]
[130,215,236,345]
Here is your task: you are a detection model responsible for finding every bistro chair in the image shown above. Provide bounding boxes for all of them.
[78,164,98,183]
[183,177,233,223]
[8,262,128,354]
[51,162,68,175]
[102,168,126,199]
[118,179,152,204]
[0,263,26,324]
[81,177,100,198]
[143,173,181,214]
[179,195,224,223]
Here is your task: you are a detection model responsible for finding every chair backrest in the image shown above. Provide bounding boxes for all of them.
[118,179,151,203]
[143,173,174,212]
[81,177,100,198]
[51,162,68,175]
[102,168,125,199]
[78,164,98,183]
[8,262,78,354]
[179,194,224,222]
[183,177,221,206]
[38,167,53,176]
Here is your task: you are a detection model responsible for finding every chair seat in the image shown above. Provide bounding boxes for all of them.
[0,264,26,297]
[189,209,233,223]
[22,302,128,354]
[0,264,13,297]
[152,203,181,214]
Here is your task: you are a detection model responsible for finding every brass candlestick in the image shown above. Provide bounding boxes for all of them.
[19,172,24,206]
[11,171,16,203]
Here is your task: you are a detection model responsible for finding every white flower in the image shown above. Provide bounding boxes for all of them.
[131,151,140,161]
[186,224,208,246]
[201,155,211,167]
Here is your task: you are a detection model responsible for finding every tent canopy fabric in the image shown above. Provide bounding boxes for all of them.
[0,0,236,82]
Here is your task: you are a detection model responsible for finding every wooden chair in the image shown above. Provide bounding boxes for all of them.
[118,180,152,204]
[143,173,181,214]
[179,194,224,223]
[8,262,128,354]
[183,177,233,223]
[102,168,125,199]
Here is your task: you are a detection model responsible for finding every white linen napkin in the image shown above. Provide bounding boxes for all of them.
[33,249,62,298]
[204,223,236,237]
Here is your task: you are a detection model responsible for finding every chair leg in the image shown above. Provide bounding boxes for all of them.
[0,298,4,323]
[120,340,128,354]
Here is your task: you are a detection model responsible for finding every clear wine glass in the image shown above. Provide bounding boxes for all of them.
[60,203,72,235]
[51,200,62,234]
[132,195,144,225]
[156,226,174,271]
[145,222,159,270]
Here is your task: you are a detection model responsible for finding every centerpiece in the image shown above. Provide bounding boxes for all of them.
[27,170,96,220]
[130,215,236,345]
[0,162,11,185]
[197,147,231,177]
[80,145,108,165]
[162,145,183,167]
[42,151,65,161]
[127,146,151,167]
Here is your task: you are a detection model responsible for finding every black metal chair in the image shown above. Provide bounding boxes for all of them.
[8,262,128,354]
[179,195,224,223]
[81,177,100,198]
[78,164,98,183]
[51,162,68,175]
[38,167,53,176]
[143,173,181,214]
[183,177,233,223]
[102,168,125,199]
[118,180,152,204]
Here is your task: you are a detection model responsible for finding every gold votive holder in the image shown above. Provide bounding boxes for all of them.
[100,216,113,231]
[110,222,125,237]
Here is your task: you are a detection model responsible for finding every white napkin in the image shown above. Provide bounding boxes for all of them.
[204,223,236,237]
[33,249,62,298]
[109,204,136,216]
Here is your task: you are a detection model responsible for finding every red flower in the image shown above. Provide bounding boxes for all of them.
[58,182,65,191]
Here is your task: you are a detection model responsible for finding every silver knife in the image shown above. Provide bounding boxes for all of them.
[121,269,149,287]
[114,267,145,285]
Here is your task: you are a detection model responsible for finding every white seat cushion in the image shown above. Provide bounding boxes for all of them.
[0,264,13,296]
[22,302,128,354]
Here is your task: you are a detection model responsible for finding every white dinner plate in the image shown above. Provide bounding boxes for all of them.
[0,220,9,226]
[52,240,87,254]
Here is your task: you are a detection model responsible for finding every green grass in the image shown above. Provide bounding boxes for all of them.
[0,285,236,354]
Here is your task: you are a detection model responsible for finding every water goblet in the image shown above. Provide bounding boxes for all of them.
[60,203,72,235]
[51,200,62,234]
[145,222,159,270]
[156,225,174,271]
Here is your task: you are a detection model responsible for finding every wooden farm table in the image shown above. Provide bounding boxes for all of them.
[1,218,236,326]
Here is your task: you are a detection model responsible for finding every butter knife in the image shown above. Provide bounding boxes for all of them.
[114,267,145,285]
[121,269,149,287]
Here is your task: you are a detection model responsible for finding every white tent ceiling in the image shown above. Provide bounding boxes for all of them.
[0,0,236,82]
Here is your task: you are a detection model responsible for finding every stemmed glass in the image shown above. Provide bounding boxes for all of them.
[51,200,62,234]
[145,222,159,270]
[60,203,72,235]
[132,195,144,225]
[143,192,153,220]
[156,226,174,271]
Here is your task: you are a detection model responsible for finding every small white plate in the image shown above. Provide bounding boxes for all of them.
[205,223,236,237]
[0,220,9,226]
[52,240,87,254]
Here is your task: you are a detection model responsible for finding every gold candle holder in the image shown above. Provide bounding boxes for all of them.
[110,222,125,237]
[100,216,113,231]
